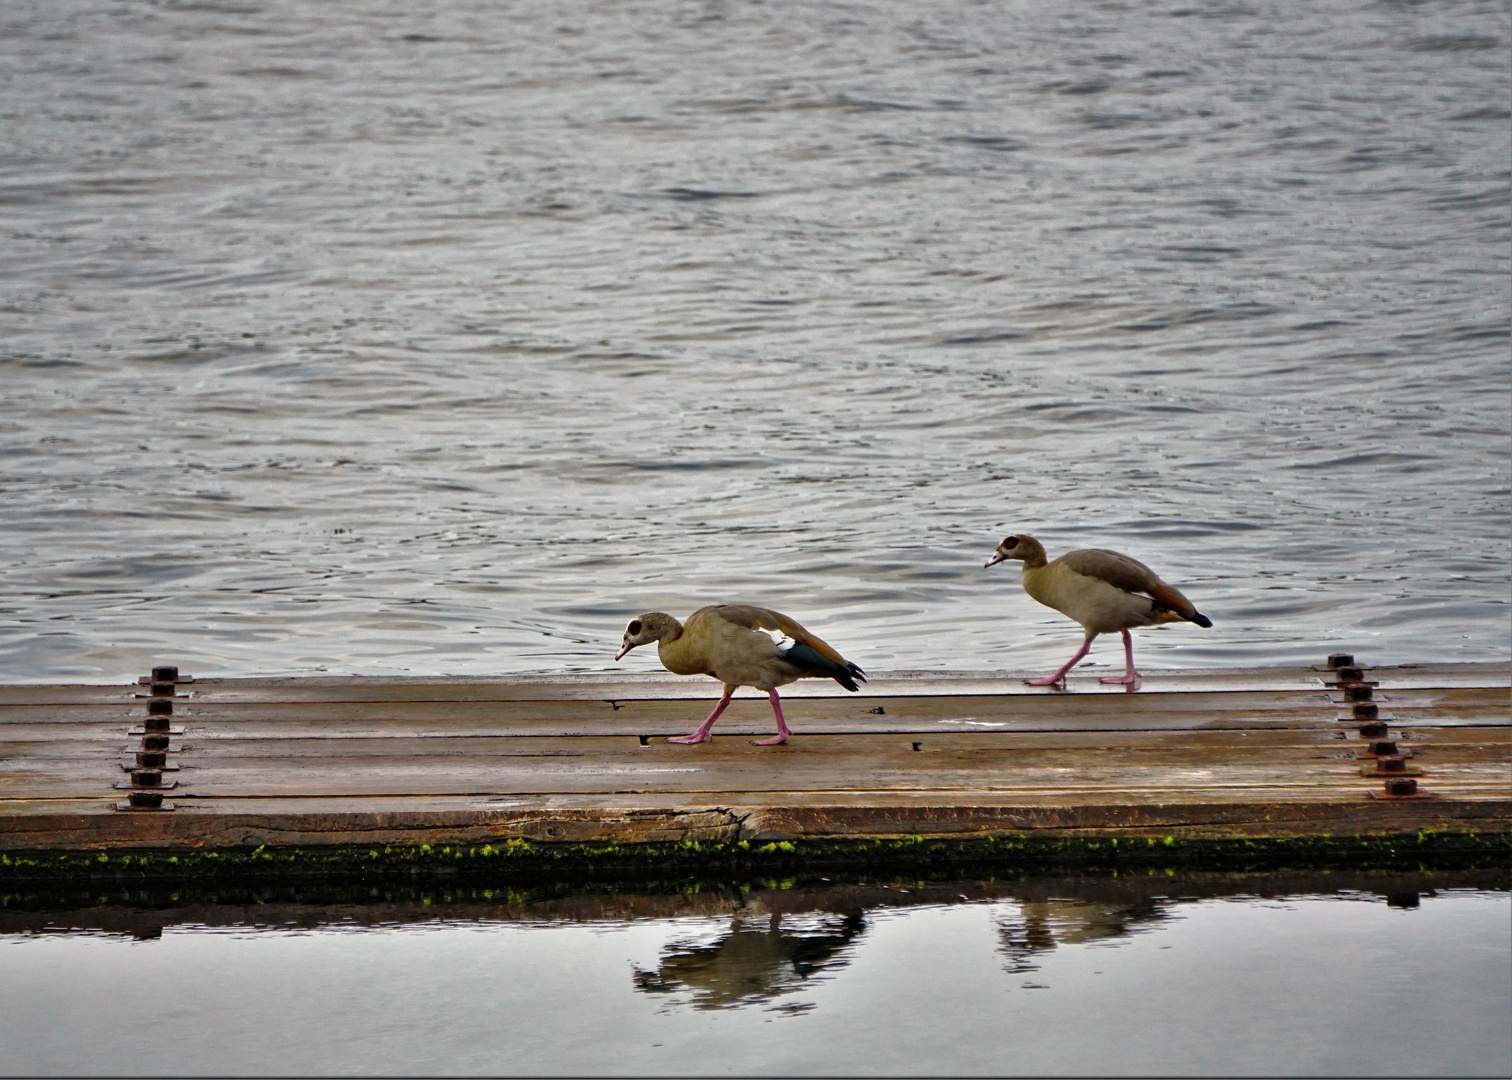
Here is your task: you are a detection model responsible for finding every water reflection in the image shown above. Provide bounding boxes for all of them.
[632,909,866,1011]
[997,896,1172,975]
[3,868,1502,955]
[1,870,1507,1076]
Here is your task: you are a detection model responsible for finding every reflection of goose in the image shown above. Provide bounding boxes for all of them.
[997,897,1173,974]
[633,909,866,1009]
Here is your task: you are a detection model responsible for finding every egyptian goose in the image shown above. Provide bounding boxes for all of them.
[615,604,865,744]
[985,534,1212,686]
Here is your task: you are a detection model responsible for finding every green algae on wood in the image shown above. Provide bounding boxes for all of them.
[1,829,1508,886]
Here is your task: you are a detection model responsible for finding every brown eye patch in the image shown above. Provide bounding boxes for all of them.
[1003,536,1018,548]
[627,619,643,635]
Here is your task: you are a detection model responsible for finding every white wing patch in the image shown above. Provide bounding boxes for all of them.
[758,627,797,653]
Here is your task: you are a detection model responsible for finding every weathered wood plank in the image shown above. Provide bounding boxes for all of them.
[1,793,1507,851]
[2,687,1505,740]
[3,722,1503,756]
[4,745,1505,800]
[0,662,1503,706]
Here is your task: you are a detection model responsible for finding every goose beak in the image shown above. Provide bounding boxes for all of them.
[615,640,635,661]
[985,551,1008,568]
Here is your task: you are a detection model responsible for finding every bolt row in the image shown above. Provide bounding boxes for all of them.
[121,665,183,809]
[1327,653,1418,797]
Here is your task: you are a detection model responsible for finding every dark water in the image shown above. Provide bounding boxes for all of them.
[1,0,1508,683]
[2,871,1508,1076]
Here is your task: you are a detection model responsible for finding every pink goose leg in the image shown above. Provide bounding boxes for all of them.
[1024,637,1093,687]
[667,686,734,744]
[1099,629,1140,685]
[751,688,794,746]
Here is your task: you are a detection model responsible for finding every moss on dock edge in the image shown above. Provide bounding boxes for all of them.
[2,829,1507,884]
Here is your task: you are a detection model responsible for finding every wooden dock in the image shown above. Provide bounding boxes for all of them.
[1,661,1508,853]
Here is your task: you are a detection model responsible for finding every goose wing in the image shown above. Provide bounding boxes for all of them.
[698,604,866,691]
[1058,549,1202,621]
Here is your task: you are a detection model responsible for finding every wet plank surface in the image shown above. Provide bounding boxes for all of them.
[1,664,1507,850]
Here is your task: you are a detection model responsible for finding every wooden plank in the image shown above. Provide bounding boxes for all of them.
[9,783,1509,812]
[3,733,1505,801]
[0,662,1503,706]
[2,687,1505,739]
[3,719,1503,755]
[1,793,1507,852]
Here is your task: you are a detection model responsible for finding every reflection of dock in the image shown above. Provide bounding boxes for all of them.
[1,660,1507,854]
[2,869,1498,941]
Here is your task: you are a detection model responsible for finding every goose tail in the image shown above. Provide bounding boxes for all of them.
[787,643,866,691]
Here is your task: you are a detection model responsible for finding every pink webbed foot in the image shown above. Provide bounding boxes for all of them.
[1100,671,1141,685]
[1023,674,1066,687]
[750,733,790,746]
[665,732,711,744]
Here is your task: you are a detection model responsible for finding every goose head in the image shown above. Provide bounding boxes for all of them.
[985,533,1047,569]
[615,611,682,660]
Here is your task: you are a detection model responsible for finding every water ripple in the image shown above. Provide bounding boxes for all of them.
[0,0,1505,681]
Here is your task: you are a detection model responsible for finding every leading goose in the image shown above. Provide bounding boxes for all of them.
[615,604,865,744]
[985,534,1212,687]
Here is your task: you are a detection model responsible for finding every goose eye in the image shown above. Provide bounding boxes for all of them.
[627,619,643,636]
[1004,537,1018,548]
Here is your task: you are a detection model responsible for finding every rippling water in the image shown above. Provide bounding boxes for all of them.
[1,0,1507,682]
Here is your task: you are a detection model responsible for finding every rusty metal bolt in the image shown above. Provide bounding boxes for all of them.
[142,734,170,751]
[1334,665,1365,683]
[1384,777,1418,796]
[151,666,179,683]
[1327,653,1355,669]
[149,682,175,697]
[1359,722,1388,738]
[1344,684,1373,702]
[1368,739,1399,756]
[1352,703,1379,722]
[135,751,167,769]
[147,698,173,716]
[1377,757,1407,773]
[128,790,165,809]
[143,715,170,733]
[131,768,162,787]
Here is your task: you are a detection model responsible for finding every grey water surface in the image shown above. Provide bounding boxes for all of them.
[2,872,1508,1077]
[1,0,1508,682]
